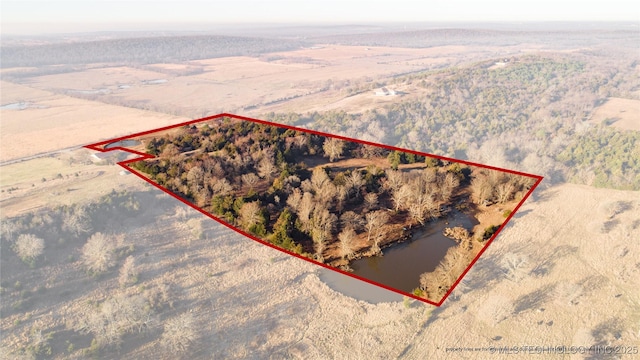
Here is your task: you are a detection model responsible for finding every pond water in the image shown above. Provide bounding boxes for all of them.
[1,102,50,110]
[69,88,110,95]
[142,79,168,85]
[1,102,29,110]
[349,211,478,294]
[318,268,404,304]
[104,139,142,149]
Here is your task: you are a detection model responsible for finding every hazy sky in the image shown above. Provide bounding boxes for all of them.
[2,0,639,34]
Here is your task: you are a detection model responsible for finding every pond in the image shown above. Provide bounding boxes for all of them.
[0,102,48,110]
[349,211,478,294]
[318,268,404,304]
[104,139,142,149]
[1,102,29,110]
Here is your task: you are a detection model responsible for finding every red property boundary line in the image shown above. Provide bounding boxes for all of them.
[85,113,544,306]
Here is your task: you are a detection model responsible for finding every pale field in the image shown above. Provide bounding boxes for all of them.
[589,97,640,131]
[0,149,148,217]
[0,81,189,162]
[0,43,535,165]
[1,172,638,358]
[0,44,517,161]
[19,66,169,90]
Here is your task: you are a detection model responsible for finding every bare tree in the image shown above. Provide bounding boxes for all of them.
[364,192,379,210]
[470,176,493,205]
[238,201,262,230]
[407,197,428,226]
[365,210,390,253]
[62,206,92,236]
[345,170,365,197]
[297,192,316,229]
[419,245,469,300]
[186,166,205,191]
[81,232,116,275]
[293,135,308,149]
[501,252,530,282]
[185,218,204,241]
[307,169,337,206]
[241,173,260,192]
[440,172,460,202]
[335,185,348,212]
[338,227,357,261]
[496,182,515,204]
[322,137,345,162]
[391,184,412,212]
[310,167,330,192]
[160,143,180,160]
[211,177,234,196]
[384,169,404,193]
[286,188,303,212]
[14,234,44,265]
[118,256,138,287]
[161,312,197,354]
[1,219,23,242]
[310,206,337,262]
[340,211,365,231]
[78,293,151,348]
[257,155,278,180]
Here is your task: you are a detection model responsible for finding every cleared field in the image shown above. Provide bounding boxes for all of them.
[0,149,147,217]
[20,66,169,90]
[0,83,189,162]
[7,44,512,126]
[590,97,640,131]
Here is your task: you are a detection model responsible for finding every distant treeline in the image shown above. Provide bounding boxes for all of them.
[0,35,308,67]
[311,28,638,49]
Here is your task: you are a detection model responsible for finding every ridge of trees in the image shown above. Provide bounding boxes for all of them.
[264,54,640,190]
[0,35,308,68]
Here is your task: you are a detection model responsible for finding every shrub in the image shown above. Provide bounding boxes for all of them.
[14,234,45,266]
[482,225,500,240]
[81,232,116,276]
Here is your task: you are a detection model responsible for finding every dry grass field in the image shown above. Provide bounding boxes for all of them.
[1,166,638,358]
[1,44,523,163]
[0,81,189,162]
[590,97,640,131]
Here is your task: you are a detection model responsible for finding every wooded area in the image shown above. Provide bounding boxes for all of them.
[265,54,640,190]
[0,35,306,68]
[127,117,535,301]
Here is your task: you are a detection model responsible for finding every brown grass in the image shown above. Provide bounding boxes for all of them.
[589,97,640,131]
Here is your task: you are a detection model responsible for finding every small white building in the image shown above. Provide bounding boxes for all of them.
[374,87,398,96]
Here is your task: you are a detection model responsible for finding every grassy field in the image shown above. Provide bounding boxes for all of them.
[590,97,640,131]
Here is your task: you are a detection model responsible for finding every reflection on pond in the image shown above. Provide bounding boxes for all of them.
[104,139,142,149]
[349,211,478,293]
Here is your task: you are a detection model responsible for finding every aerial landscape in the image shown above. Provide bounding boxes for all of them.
[88,114,541,304]
[1,1,639,358]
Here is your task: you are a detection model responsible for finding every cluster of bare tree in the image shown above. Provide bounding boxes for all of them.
[131,117,474,265]
[383,168,459,225]
[418,231,475,301]
[470,170,536,206]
